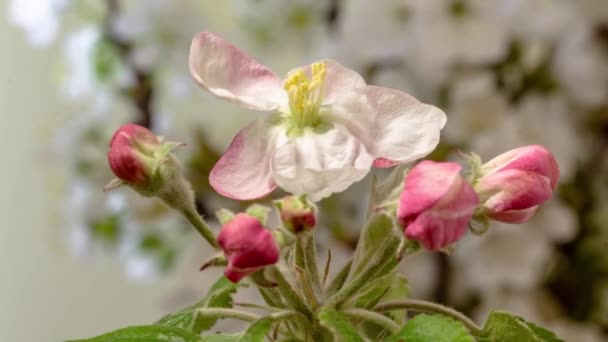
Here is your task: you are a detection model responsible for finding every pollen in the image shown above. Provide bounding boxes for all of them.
[283,62,327,130]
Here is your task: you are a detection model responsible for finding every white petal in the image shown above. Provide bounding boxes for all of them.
[210,119,277,200]
[270,126,373,201]
[189,32,287,111]
[329,85,446,165]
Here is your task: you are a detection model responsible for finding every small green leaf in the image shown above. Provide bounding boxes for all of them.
[66,325,203,342]
[351,272,408,311]
[318,308,365,342]
[384,314,474,342]
[238,317,273,342]
[348,212,398,282]
[158,276,239,333]
[479,311,564,342]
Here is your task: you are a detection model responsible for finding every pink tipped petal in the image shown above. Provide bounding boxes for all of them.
[478,169,553,215]
[270,126,373,202]
[480,145,560,189]
[210,119,277,200]
[397,161,463,223]
[489,206,539,224]
[286,59,366,105]
[373,157,397,168]
[189,32,287,111]
[331,86,447,165]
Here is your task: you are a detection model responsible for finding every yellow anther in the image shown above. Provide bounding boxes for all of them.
[283,62,327,132]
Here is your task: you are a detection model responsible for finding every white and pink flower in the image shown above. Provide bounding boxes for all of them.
[189,32,446,201]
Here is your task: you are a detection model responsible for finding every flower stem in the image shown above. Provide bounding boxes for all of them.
[374,299,483,335]
[182,207,219,249]
[196,308,260,323]
[271,266,312,317]
[342,308,400,334]
[303,234,321,292]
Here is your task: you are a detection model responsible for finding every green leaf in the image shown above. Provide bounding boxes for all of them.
[158,276,240,333]
[351,272,409,311]
[348,212,398,282]
[238,317,273,342]
[479,311,564,342]
[66,325,203,342]
[202,334,240,342]
[318,308,365,342]
[384,314,474,342]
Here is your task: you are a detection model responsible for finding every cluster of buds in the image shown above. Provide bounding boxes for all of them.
[396,145,559,250]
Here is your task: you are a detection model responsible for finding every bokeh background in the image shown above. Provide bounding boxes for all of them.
[2,0,608,341]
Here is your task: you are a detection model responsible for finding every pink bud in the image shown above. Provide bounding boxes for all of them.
[218,213,280,283]
[476,145,559,223]
[479,145,559,189]
[397,161,479,251]
[276,196,317,233]
[107,124,160,184]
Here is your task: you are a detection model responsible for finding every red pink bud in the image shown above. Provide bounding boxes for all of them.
[397,161,479,250]
[476,145,559,223]
[107,124,159,184]
[218,213,280,282]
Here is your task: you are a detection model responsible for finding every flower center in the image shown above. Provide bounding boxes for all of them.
[283,62,327,134]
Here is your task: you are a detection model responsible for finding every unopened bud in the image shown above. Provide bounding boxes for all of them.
[275,196,317,233]
[476,145,559,223]
[106,124,191,210]
[397,161,479,251]
[218,213,280,283]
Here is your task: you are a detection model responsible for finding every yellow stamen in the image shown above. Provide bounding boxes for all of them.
[283,62,327,131]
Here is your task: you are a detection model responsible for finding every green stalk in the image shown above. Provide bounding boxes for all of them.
[374,299,483,335]
[182,207,219,249]
[342,308,400,334]
[196,308,260,323]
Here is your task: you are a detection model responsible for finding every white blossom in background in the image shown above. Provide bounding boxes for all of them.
[62,26,133,113]
[8,0,69,47]
[233,0,330,49]
[452,199,578,294]
[442,71,508,144]
[555,24,608,110]
[471,95,586,181]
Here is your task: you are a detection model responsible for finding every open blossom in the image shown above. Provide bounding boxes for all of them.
[218,213,280,283]
[189,32,446,201]
[397,161,479,251]
[476,145,560,223]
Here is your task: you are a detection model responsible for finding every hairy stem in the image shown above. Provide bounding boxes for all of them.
[271,266,312,317]
[342,308,400,334]
[196,308,260,323]
[182,207,219,249]
[374,299,483,335]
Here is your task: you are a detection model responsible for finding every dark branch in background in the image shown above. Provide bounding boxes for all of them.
[104,0,154,129]
[326,0,341,33]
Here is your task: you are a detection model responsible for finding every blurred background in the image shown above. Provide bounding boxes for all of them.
[2,0,608,341]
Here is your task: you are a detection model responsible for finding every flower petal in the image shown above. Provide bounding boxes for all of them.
[189,32,287,111]
[477,169,553,214]
[480,145,560,189]
[270,126,373,201]
[210,119,277,200]
[286,59,367,105]
[330,86,447,165]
